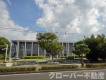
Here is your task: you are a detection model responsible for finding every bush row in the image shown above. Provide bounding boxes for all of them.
[0,64,79,73]
[86,63,106,68]
[23,56,46,59]
[40,64,79,71]
[0,66,37,73]
[0,63,105,73]
[13,61,37,66]
[14,60,48,66]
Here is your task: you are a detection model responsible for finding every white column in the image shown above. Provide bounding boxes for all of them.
[44,50,46,57]
[31,42,33,56]
[65,32,67,57]
[9,43,12,62]
[5,44,8,62]
[38,43,39,56]
[16,41,19,59]
[73,43,75,58]
[24,41,27,57]
[56,54,59,59]
[66,43,68,57]
[62,42,64,57]
[67,42,70,57]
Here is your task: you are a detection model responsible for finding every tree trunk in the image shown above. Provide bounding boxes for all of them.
[80,54,84,67]
[51,55,53,60]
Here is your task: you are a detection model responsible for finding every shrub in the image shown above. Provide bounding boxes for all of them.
[13,60,37,66]
[0,66,37,73]
[0,64,80,73]
[0,54,4,60]
[55,58,65,63]
[24,56,45,59]
[86,63,106,68]
[66,56,75,60]
[40,64,79,71]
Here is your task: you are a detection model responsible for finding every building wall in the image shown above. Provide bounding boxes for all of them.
[11,40,75,59]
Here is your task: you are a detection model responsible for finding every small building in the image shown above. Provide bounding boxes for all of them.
[11,40,75,59]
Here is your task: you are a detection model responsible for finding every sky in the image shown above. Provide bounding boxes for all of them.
[0,0,106,42]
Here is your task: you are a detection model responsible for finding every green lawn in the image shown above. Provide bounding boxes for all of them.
[17,58,50,62]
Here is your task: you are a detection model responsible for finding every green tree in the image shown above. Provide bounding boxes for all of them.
[0,37,10,60]
[85,35,99,61]
[100,42,106,61]
[37,32,63,59]
[85,34,106,62]
[50,42,63,59]
[73,43,90,67]
[96,34,106,61]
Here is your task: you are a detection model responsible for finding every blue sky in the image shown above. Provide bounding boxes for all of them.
[5,0,45,32]
[0,0,106,41]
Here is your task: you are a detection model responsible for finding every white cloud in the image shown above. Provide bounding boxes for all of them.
[0,0,37,41]
[6,0,12,6]
[35,0,106,42]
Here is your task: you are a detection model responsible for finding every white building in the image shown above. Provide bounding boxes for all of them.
[11,40,75,59]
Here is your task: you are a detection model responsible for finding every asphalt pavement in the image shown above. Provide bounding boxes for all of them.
[0,69,106,80]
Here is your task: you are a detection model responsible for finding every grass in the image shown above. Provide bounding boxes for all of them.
[0,60,4,63]
[17,58,50,62]
[22,56,50,62]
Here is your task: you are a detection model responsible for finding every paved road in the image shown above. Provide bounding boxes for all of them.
[0,69,106,80]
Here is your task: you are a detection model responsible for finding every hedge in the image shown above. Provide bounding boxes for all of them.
[86,63,106,68]
[0,66,37,73]
[40,64,79,71]
[13,60,37,66]
[0,64,80,73]
[24,56,46,59]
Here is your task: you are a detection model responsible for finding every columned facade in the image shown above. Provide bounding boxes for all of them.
[11,40,75,59]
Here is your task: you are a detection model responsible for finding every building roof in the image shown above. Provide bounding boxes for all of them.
[12,40,74,43]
